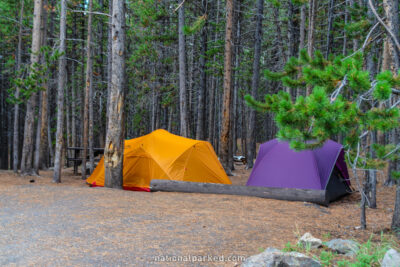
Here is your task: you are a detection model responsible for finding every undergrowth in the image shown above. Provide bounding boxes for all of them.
[280,233,399,267]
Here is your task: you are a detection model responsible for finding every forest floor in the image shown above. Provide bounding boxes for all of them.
[0,163,397,266]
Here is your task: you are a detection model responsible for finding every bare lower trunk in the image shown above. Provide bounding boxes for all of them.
[53,0,67,183]
[306,0,318,95]
[39,82,49,169]
[89,74,94,174]
[297,3,306,97]
[47,111,54,165]
[33,92,42,174]
[207,0,220,145]
[368,131,377,208]
[307,0,317,57]
[34,3,48,173]
[383,0,400,72]
[326,0,335,57]
[21,0,42,175]
[246,0,264,169]
[106,0,113,133]
[360,188,367,229]
[220,0,234,175]
[13,0,24,173]
[81,0,94,179]
[178,0,188,137]
[392,180,400,233]
[104,0,126,189]
[299,4,306,52]
[343,0,348,55]
[196,5,207,141]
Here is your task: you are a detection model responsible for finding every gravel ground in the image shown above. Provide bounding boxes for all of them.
[0,166,396,266]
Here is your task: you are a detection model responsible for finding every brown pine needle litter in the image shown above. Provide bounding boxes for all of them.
[0,164,395,266]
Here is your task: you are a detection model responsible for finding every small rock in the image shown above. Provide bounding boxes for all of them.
[298,233,322,249]
[241,247,321,267]
[381,248,400,267]
[325,239,359,256]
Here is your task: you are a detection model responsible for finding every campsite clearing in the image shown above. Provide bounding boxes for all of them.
[0,166,396,266]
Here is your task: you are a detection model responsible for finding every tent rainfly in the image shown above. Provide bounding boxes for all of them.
[246,139,352,203]
[87,129,231,191]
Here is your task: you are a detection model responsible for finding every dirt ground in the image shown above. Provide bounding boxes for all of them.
[0,163,397,266]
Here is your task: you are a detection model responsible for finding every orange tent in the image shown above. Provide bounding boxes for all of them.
[87,129,231,191]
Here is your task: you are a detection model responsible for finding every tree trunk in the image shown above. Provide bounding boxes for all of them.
[307,0,317,57]
[326,0,335,57]
[349,0,359,51]
[13,0,24,173]
[382,0,400,72]
[196,3,207,141]
[104,0,126,189]
[220,0,234,175]
[299,4,306,53]
[306,0,318,95]
[71,61,77,151]
[366,0,377,78]
[33,92,42,174]
[47,111,54,165]
[287,1,295,60]
[89,73,94,174]
[368,131,377,208]
[178,0,188,137]
[207,0,220,146]
[106,0,113,134]
[150,180,329,206]
[361,187,367,229]
[53,0,67,183]
[246,0,264,169]
[34,1,48,173]
[343,0,348,55]
[81,0,94,179]
[20,0,43,176]
[392,180,400,233]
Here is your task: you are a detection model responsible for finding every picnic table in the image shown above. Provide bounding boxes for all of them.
[66,147,105,175]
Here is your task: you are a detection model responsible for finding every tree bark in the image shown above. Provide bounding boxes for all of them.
[178,0,188,137]
[207,0,220,146]
[392,179,400,233]
[81,0,94,179]
[246,0,264,169]
[343,0,348,55]
[196,2,207,141]
[287,1,295,60]
[306,0,318,95]
[106,0,113,133]
[307,0,318,58]
[13,0,24,173]
[220,0,234,175]
[104,0,126,189]
[382,0,400,72]
[20,0,43,175]
[34,1,49,173]
[299,4,306,53]
[325,0,335,57]
[53,0,67,183]
[368,132,377,208]
[150,180,329,206]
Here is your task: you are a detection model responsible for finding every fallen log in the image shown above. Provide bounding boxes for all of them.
[150,180,329,206]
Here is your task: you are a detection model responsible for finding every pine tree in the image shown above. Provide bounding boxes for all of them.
[246,50,400,229]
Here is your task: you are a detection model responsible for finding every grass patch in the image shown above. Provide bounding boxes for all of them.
[269,233,399,266]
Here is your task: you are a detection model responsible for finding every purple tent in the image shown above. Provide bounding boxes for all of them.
[247,139,351,202]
